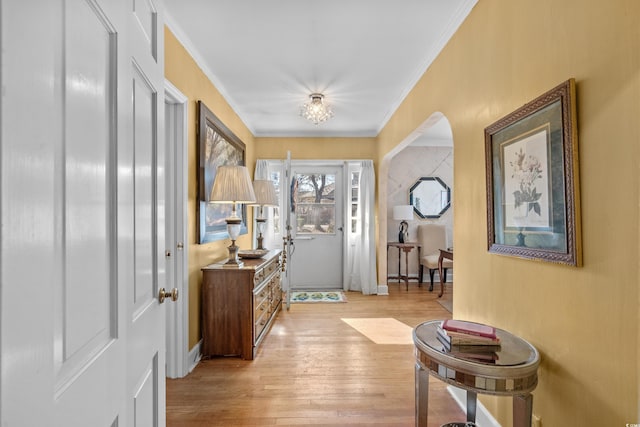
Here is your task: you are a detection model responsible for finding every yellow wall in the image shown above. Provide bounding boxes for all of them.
[378,0,639,425]
[254,137,377,161]
[164,28,257,349]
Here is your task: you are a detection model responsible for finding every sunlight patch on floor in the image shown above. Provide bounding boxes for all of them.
[341,317,414,344]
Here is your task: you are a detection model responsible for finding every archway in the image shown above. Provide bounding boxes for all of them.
[377,112,454,295]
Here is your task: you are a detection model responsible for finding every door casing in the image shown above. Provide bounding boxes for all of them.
[164,80,190,379]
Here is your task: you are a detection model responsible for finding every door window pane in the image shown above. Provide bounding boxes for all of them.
[351,171,360,233]
[294,173,335,234]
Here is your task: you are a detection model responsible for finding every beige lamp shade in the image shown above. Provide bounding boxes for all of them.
[393,205,414,221]
[251,180,278,206]
[209,165,256,206]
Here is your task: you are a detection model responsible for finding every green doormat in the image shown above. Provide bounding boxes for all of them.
[290,291,347,303]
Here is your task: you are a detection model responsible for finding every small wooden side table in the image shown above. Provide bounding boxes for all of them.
[413,320,540,427]
[437,248,453,298]
[386,242,421,291]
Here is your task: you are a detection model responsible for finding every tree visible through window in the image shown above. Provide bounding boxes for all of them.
[294,173,336,234]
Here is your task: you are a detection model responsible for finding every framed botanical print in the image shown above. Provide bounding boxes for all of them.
[485,79,582,266]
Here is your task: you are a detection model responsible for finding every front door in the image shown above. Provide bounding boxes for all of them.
[0,1,167,425]
[289,166,344,290]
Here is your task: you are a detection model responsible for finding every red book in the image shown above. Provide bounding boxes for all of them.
[441,319,497,340]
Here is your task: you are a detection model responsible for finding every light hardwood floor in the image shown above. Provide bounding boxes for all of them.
[166,283,464,426]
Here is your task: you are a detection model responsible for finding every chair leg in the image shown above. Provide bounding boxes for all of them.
[419,265,424,286]
[443,268,448,284]
[429,269,435,291]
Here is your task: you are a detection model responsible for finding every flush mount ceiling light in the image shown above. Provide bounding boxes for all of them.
[300,93,334,125]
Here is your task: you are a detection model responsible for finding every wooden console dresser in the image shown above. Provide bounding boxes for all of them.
[201,249,282,360]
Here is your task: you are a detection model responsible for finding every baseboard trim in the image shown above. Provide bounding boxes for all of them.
[377,284,389,295]
[447,386,501,427]
[188,340,202,373]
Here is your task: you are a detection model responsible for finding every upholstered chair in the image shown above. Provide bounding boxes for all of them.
[417,224,452,291]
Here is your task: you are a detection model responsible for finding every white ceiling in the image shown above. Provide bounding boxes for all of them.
[164,0,477,138]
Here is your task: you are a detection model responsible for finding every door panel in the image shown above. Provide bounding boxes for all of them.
[0,0,166,425]
[54,1,122,424]
[290,166,344,289]
[127,0,166,426]
[132,64,157,309]
[133,0,158,60]
[133,355,159,426]
[57,0,117,382]
[2,1,61,424]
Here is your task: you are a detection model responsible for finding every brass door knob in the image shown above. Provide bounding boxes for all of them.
[159,287,179,303]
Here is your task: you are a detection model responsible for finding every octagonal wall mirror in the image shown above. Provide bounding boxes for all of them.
[409,177,451,219]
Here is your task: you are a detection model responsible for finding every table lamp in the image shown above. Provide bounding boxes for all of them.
[209,165,256,267]
[393,205,414,243]
[251,179,278,250]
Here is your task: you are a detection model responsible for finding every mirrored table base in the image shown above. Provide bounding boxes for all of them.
[413,320,540,427]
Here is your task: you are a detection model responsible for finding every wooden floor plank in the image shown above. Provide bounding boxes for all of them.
[167,284,464,426]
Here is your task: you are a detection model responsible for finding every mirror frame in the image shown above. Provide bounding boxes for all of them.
[409,176,451,219]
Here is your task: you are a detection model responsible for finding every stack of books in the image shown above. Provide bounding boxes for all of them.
[436,319,501,363]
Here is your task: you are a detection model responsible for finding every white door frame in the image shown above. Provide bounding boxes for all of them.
[164,80,190,378]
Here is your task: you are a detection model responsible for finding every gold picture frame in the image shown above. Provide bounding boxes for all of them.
[484,78,581,265]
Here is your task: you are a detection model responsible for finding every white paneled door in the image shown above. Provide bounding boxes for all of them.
[1,0,168,426]
[289,166,344,290]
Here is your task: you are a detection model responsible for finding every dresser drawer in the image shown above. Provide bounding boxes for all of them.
[253,256,280,287]
[254,309,269,341]
[254,281,270,306]
[254,293,269,322]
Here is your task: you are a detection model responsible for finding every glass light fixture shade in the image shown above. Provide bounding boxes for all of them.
[300,93,334,125]
[256,218,267,234]
[226,220,242,241]
[222,217,242,266]
[255,217,267,250]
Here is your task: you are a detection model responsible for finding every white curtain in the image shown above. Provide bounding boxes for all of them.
[346,160,378,294]
[254,159,269,179]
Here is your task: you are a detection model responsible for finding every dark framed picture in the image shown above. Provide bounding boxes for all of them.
[197,100,247,244]
[484,78,581,265]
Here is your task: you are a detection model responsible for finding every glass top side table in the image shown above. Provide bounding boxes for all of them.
[413,320,540,427]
